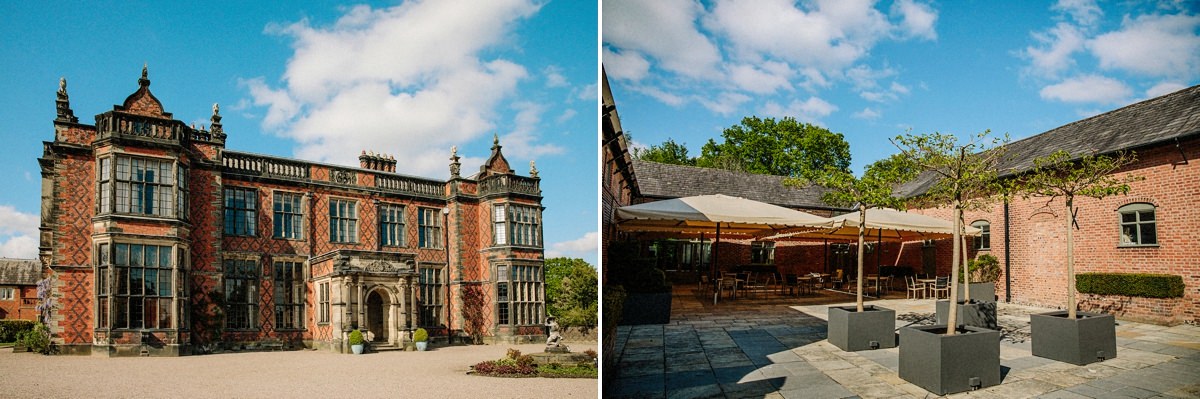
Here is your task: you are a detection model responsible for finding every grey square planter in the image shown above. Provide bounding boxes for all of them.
[936,300,998,330]
[956,282,996,303]
[827,305,897,352]
[899,325,1001,396]
[1031,310,1117,365]
[618,292,672,325]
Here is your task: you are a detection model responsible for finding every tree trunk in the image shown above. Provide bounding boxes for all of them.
[946,201,962,335]
[856,204,866,312]
[1066,197,1076,319]
[961,230,971,303]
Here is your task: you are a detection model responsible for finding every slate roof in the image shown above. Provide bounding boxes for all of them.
[0,258,41,285]
[632,160,845,211]
[898,84,1200,197]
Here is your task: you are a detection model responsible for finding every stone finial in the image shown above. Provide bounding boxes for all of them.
[55,77,78,123]
[210,102,224,134]
[493,133,499,146]
[139,63,150,87]
[529,160,539,178]
[449,145,462,179]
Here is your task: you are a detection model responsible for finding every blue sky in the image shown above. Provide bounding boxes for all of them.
[603,0,1199,173]
[0,1,599,265]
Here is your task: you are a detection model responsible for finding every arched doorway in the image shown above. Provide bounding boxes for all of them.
[366,290,390,343]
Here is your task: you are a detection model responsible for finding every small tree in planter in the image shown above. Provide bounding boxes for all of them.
[892,131,1007,395]
[1018,150,1139,365]
[348,329,365,354]
[414,328,429,351]
[786,155,916,351]
[937,254,1000,329]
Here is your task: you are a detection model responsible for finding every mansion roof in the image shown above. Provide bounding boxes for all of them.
[0,258,40,286]
[632,160,843,211]
[898,84,1200,197]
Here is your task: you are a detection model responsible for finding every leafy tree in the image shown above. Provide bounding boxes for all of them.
[634,138,695,166]
[698,116,851,179]
[1016,150,1139,319]
[544,257,599,327]
[786,154,918,312]
[892,130,1008,335]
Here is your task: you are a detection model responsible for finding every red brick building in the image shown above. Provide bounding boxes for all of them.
[0,259,40,320]
[37,68,546,356]
[901,85,1200,326]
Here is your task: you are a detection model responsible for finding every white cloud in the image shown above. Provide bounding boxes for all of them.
[1053,0,1103,27]
[696,92,751,115]
[601,48,651,81]
[500,101,566,160]
[555,108,577,124]
[705,0,892,75]
[853,107,882,120]
[632,85,686,106]
[603,0,721,79]
[543,65,569,88]
[1089,13,1200,79]
[727,62,793,94]
[1039,74,1132,104]
[545,231,598,259]
[0,205,38,259]
[1023,22,1087,78]
[891,0,938,40]
[245,0,543,178]
[576,83,597,102]
[762,96,838,123]
[1146,81,1187,98]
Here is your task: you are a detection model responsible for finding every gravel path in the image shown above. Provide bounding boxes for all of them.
[0,343,597,398]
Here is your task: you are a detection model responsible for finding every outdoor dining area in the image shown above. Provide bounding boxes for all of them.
[614,195,977,305]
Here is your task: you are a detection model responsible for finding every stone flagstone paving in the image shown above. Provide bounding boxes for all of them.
[607,288,1200,398]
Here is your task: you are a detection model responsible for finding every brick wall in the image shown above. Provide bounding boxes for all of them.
[912,137,1200,325]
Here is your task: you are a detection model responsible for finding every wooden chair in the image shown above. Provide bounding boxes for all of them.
[931,276,950,299]
[782,274,799,296]
[905,275,925,299]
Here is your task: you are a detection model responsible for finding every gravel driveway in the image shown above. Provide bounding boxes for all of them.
[0,343,597,398]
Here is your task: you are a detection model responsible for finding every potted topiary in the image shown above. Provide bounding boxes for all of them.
[936,254,999,329]
[348,329,365,355]
[414,328,429,351]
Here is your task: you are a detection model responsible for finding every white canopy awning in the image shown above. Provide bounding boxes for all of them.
[615,194,836,237]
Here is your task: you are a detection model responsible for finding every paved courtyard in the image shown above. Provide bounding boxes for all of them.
[608,288,1200,398]
[0,342,597,398]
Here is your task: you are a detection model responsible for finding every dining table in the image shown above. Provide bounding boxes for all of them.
[917,278,938,298]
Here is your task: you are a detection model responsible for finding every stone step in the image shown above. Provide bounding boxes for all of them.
[370,344,404,352]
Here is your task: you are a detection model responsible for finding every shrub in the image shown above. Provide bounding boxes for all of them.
[963,254,1001,283]
[1076,273,1184,298]
[505,348,521,360]
[19,323,51,354]
[413,328,428,343]
[0,320,35,343]
[583,349,597,360]
[348,329,364,346]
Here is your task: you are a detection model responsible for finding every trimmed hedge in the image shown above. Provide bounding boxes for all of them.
[0,320,35,343]
[1076,273,1185,298]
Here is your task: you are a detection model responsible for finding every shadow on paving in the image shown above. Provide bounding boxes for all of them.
[609,286,897,398]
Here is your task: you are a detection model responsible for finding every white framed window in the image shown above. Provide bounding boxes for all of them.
[380,204,405,247]
[493,204,541,247]
[0,287,13,301]
[329,199,358,243]
[223,258,259,330]
[1119,203,1157,246]
[100,155,183,218]
[317,281,330,324]
[273,261,304,330]
[751,241,775,264]
[108,243,175,329]
[418,208,443,249]
[419,265,443,327]
[224,187,257,236]
[273,192,303,240]
[972,220,991,250]
[496,263,543,326]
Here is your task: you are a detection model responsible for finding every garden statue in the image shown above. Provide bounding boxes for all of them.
[545,316,563,349]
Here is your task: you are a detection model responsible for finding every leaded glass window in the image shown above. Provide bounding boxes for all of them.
[224,259,258,330]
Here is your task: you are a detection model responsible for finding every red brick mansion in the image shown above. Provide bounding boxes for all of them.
[37,68,546,356]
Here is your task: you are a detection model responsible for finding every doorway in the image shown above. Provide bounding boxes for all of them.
[366,290,389,342]
[922,240,937,276]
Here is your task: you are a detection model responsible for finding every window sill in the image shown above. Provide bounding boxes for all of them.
[274,328,307,332]
[1117,244,1159,249]
[272,237,305,242]
[224,234,259,238]
[976,248,991,252]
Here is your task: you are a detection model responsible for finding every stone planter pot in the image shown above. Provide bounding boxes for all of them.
[619,292,672,325]
[351,344,364,354]
[936,300,998,330]
[827,305,897,352]
[956,282,996,303]
[899,325,1001,396]
[415,341,428,351]
[1031,310,1117,365]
